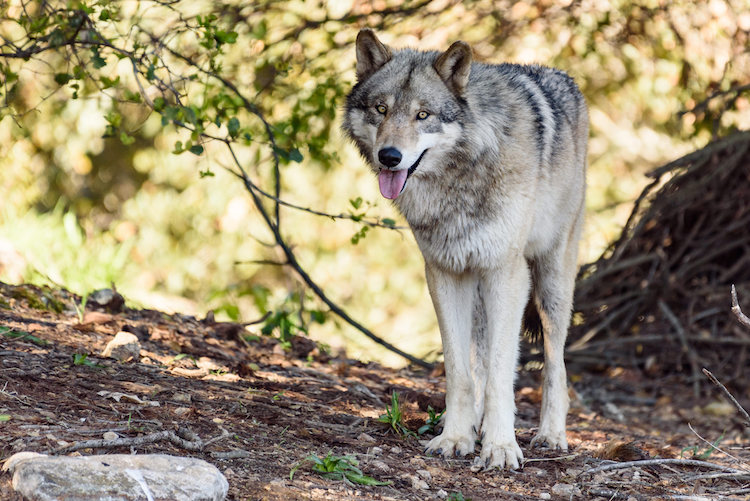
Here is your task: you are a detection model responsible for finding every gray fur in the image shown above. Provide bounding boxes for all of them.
[342,29,588,469]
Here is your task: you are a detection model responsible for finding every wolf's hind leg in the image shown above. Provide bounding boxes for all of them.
[530,223,581,451]
[423,264,478,458]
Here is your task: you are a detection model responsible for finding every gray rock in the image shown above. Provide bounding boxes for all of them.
[101,331,141,361]
[551,482,582,498]
[5,452,228,500]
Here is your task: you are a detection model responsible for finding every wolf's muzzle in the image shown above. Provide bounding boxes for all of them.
[378,147,402,167]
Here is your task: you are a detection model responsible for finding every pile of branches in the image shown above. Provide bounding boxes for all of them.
[570,131,750,390]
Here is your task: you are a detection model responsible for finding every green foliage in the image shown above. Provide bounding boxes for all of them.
[378,392,415,437]
[0,326,47,346]
[73,353,103,368]
[447,492,470,501]
[290,452,391,486]
[418,405,445,436]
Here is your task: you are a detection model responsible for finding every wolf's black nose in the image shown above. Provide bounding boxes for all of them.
[378,147,402,168]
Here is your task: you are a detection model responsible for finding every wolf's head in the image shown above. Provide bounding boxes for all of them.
[342,29,471,200]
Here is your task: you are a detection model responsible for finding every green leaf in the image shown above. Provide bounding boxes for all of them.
[100,76,120,89]
[189,144,204,155]
[344,472,392,486]
[152,96,165,112]
[227,117,240,138]
[381,218,396,227]
[54,73,72,85]
[91,48,106,69]
[0,414,10,422]
[350,197,363,209]
[310,310,326,324]
[146,63,156,81]
[288,148,303,163]
[119,131,135,145]
[124,90,142,103]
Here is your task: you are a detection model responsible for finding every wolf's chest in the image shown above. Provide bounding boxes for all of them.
[402,199,508,273]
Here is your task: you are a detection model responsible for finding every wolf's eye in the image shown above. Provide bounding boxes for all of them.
[375,104,387,114]
[416,111,430,120]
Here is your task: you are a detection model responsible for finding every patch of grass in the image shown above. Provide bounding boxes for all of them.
[418,405,445,435]
[378,392,415,437]
[290,452,391,486]
[0,326,48,346]
[447,492,471,501]
[72,353,104,369]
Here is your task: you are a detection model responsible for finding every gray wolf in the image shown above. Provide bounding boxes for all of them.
[342,29,587,469]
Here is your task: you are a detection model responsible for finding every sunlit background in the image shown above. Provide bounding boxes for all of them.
[1,0,748,365]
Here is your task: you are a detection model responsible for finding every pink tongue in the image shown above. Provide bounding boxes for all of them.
[378,169,408,199]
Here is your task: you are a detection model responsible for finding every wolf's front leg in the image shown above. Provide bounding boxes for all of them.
[477,257,530,469]
[423,264,478,458]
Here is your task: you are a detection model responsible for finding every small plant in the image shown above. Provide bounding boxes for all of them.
[290,452,391,486]
[681,433,725,460]
[72,353,103,368]
[1,326,48,346]
[418,405,446,435]
[74,292,89,323]
[378,392,415,437]
[448,492,470,501]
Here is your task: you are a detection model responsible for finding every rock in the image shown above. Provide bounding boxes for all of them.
[539,493,551,500]
[436,489,448,499]
[6,452,228,501]
[390,446,402,454]
[416,469,431,481]
[101,331,141,362]
[102,431,118,441]
[357,432,376,443]
[551,482,582,498]
[702,400,735,417]
[87,288,125,313]
[371,446,383,455]
[370,460,390,473]
[403,474,429,490]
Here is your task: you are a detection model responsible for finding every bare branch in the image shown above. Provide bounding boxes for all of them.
[702,368,750,427]
[731,284,750,329]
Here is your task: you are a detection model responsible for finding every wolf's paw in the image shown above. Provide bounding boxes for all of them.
[424,432,475,458]
[530,429,568,451]
[477,439,523,470]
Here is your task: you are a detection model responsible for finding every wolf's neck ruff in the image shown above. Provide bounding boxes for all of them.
[377,149,428,199]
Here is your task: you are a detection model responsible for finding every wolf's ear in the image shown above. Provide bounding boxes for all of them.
[355,29,392,81]
[434,41,472,95]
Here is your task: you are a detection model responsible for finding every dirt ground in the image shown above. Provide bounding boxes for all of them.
[1,282,749,500]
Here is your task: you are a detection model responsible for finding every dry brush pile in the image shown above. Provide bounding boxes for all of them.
[570,130,750,390]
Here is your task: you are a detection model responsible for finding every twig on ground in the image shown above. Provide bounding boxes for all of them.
[51,426,229,455]
[731,284,750,329]
[580,458,749,477]
[522,453,579,464]
[702,368,750,427]
[687,422,740,464]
